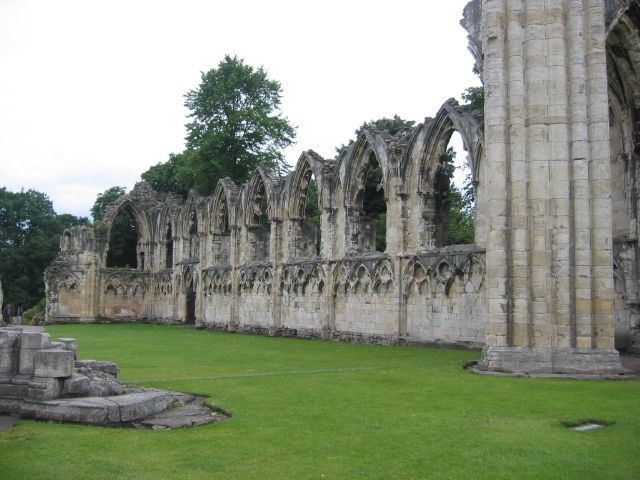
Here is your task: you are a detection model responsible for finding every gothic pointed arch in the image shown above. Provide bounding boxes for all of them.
[607,2,640,240]
[103,191,153,270]
[208,178,238,265]
[408,99,484,196]
[210,178,239,234]
[287,150,325,218]
[245,164,277,226]
[243,165,277,262]
[341,131,390,208]
[338,131,389,253]
[285,150,325,258]
[156,204,179,270]
[180,192,206,261]
[404,99,484,248]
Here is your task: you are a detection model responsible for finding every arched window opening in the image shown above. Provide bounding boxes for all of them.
[440,131,475,246]
[212,192,231,265]
[165,224,173,269]
[248,177,270,262]
[184,269,196,325]
[304,174,321,256]
[609,103,633,238]
[292,164,321,258]
[187,211,199,259]
[361,154,387,253]
[107,206,138,268]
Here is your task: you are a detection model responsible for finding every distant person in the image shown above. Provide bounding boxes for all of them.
[3,304,12,322]
[16,306,23,325]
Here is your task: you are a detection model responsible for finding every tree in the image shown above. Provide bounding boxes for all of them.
[91,186,126,224]
[355,115,416,137]
[141,153,190,198]
[142,55,296,196]
[461,86,484,112]
[0,187,88,309]
[337,115,416,154]
[441,147,475,245]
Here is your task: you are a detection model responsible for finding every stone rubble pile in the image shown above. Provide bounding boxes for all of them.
[0,328,223,427]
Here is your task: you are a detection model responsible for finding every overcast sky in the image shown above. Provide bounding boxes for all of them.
[0,0,480,219]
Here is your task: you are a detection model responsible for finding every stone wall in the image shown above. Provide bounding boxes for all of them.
[44,1,640,372]
[44,98,488,348]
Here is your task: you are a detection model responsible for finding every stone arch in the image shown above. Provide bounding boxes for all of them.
[342,132,390,208]
[607,3,640,354]
[286,151,325,259]
[244,165,275,262]
[288,151,325,219]
[209,178,238,265]
[103,197,150,270]
[210,178,239,234]
[245,165,276,226]
[156,205,178,270]
[404,99,484,249]
[340,133,389,253]
[180,193,206,261]
[607,4,640,241]
[181,265,197,324]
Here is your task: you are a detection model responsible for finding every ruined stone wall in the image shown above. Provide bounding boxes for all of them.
[44,99,488,347]
[44,1,640,370]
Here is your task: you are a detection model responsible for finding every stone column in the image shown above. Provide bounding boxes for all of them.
[479,0,623,373]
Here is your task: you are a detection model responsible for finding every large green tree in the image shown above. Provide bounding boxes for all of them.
[142,55,296,196]
[0,188,88,309]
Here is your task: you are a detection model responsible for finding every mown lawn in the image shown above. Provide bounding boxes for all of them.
[1,323,639,479]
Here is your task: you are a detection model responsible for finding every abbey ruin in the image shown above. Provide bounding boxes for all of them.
[45,1,640,375]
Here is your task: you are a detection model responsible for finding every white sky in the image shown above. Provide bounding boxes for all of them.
[0,0,480,219]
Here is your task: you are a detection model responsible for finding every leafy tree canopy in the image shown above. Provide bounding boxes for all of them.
[461,86,484,112]
[142,55,296,196]
[91,186,127,224]
[356,115,416,137]
[337,115,416,155]
[0,187,88,309]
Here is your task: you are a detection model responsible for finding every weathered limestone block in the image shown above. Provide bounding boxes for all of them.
[33,349,74,378]
[75,360,119,377]
[26,377,63,401]
[0,330,20,374]
[18,332,52,375]
[62,371,123,397]
[10,375,62,401]
[58,338,78,359]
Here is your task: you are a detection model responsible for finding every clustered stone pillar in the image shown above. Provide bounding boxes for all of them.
[480,0,624,373]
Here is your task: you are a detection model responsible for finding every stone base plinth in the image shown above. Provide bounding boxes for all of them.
[479,347,625,375]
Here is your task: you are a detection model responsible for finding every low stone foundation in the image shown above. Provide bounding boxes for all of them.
[0,327,225,427]
[478,347,628,375]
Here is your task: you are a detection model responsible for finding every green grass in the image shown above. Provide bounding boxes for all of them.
[1,323,639,479]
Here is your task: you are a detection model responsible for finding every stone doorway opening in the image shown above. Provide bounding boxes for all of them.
[185,280,196,325]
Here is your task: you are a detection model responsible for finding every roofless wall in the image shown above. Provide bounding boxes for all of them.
[45,1,640,374]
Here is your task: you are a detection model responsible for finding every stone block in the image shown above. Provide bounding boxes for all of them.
[0,347,18,374]
[0,383,21,397]
[33,349,74,378]
[18,348,39,375]
[20,332,52,350]
[26,377,62,401]
[0,330,20,348]
[58,338,78,359]
[75,360,119,377]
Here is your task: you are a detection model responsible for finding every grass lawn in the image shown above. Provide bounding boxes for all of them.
[1,324,639,479]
